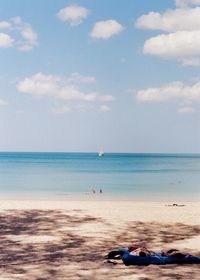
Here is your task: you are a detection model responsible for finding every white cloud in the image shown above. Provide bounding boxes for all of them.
[11,16,38,51]
[21,25,37,44]
[144,30,200,59]
[0,99,8,106]
[0,21,11,29]
[175,0,189,7]
[0,17,38,51]
[99,105,111,112]
[0,33,13,48]
[90,20,124,39]
[57,5,89,26]
[17,72,115,105]
[136,80,200,104]
[136,4,200,65]
[192,0,200,4]
[17,72,97,101]
[178,106,196,113]
[136,7,200,32]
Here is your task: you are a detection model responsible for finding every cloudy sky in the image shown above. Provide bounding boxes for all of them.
[0,0,200,153]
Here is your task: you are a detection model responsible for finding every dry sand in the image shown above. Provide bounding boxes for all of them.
[0,200,199,280]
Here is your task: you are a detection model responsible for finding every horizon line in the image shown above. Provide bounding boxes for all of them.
[0,151,200,155]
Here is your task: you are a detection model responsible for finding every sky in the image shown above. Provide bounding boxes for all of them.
[0,0,200,153]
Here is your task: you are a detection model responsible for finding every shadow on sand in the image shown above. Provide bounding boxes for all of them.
[0,209,199,280]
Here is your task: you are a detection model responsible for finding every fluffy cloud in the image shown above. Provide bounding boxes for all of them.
[11,17,38,51]
[0,21,11,29]
[144,30,200,58]
[17,72,97,101]
[57,5,89,26]
[136,80,200,104]
[0,17,38,51]
[136,7,200,32]
[0,33,13,48]
[17,72,115,109]
[136,3,200,65]
[90,20,124,39]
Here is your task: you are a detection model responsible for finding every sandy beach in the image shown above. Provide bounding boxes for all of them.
[0,200,199,280]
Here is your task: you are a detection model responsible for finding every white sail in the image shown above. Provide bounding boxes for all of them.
[98,148,104,157]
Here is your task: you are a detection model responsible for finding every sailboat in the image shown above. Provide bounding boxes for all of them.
[98,147,104,157]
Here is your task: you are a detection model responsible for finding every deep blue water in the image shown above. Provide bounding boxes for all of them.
[0,152,199,200]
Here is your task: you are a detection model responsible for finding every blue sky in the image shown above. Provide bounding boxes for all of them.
[0,0,200,153]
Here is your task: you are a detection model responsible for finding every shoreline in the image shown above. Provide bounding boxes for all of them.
[0,191,199,202]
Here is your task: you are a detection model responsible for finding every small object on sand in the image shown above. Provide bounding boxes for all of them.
[165,203,185,207]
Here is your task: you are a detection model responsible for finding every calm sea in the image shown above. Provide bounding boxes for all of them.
[0,152,199,200]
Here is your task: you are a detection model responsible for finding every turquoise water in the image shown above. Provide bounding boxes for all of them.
[0,152,199,200]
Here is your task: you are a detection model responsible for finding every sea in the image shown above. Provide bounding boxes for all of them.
[0,152,199,201]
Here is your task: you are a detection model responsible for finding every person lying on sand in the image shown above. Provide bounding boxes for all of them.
[127,245,187,258]
[128,245,155,256]
[107,245,200,265]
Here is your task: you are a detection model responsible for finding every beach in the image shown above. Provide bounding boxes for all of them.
[1,0,200,279]
[0,200,199,280]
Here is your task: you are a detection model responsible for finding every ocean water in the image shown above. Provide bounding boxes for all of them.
[0,152,199,200]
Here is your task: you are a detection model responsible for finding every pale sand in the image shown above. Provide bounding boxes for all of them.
[0,200,199,280]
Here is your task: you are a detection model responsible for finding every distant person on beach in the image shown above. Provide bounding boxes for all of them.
[100,189,103,194]
[92,188,96,194]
